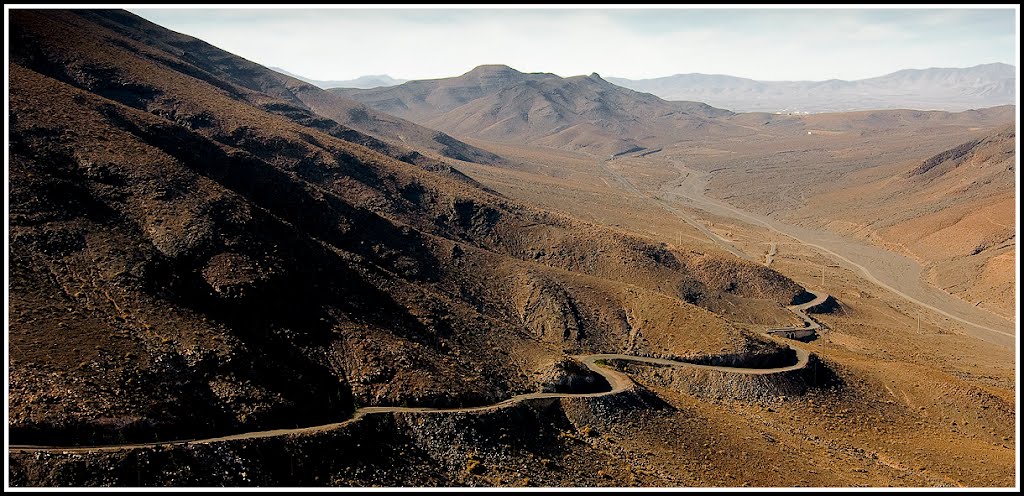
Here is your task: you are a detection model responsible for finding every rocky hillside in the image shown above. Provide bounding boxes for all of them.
[333,65,735,157]
[9,9,810,449]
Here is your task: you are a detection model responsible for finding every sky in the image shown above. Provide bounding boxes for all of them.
[129,6,1018,82]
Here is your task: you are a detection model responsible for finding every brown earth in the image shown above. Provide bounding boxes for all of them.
[9,7,804,469]
[6,8,1017,489]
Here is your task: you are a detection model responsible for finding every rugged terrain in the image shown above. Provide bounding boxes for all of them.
[10,8,813,484]
[6,8,1017,489]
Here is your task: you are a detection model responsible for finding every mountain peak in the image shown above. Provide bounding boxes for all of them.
[458,64,528,90]
[464,64,522,77]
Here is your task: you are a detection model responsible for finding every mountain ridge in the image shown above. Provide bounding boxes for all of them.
[40,9,504,167]
[332,64,735,156]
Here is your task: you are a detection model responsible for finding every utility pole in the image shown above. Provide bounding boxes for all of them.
[820,264,825,288]
[917,313,921,335]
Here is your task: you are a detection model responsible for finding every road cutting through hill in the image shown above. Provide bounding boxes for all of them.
[8,291,827,454]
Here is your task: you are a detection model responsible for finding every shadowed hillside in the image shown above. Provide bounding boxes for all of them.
[16,9,505,168]
[8,9,807,450]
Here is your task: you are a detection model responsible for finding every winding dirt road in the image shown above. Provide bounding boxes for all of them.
[8,291,827,454]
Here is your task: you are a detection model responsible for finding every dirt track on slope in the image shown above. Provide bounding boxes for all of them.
[8,291,826,454]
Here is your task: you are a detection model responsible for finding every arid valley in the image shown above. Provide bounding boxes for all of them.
[5,7,1019,489]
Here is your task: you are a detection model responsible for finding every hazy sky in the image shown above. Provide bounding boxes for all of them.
[129,6,1018,82]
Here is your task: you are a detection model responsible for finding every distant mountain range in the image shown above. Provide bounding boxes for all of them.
[606,63,1016,113]
[270,67,407,89]
[279,63,1014,113]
